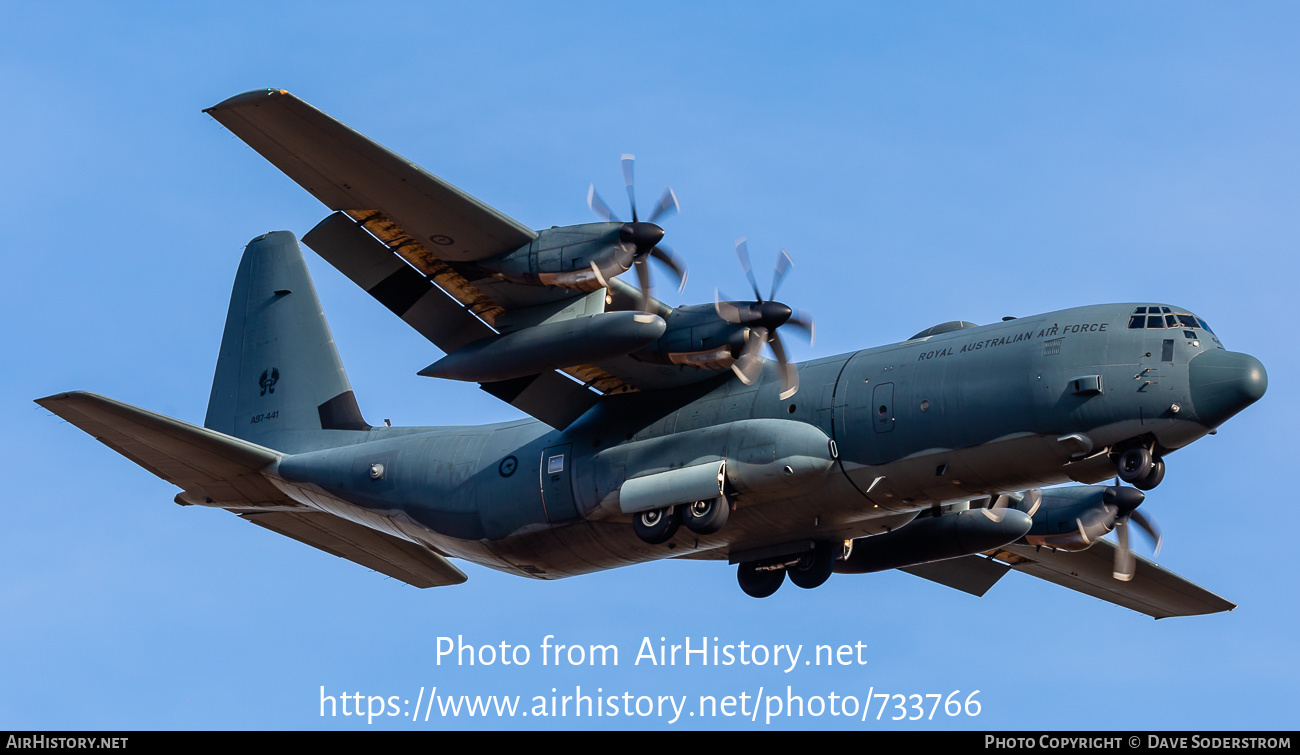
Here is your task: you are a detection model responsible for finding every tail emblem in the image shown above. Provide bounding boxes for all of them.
[259,368,280,396]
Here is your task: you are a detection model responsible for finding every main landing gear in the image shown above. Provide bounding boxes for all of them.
[632,496,731,545]
[736,541,843,598]
[1115,447,1166,491]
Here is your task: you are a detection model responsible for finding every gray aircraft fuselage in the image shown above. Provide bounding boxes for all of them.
[269,302,1264,580]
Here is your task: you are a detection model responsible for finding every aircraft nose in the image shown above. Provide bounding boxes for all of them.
[1188,349,1267,429]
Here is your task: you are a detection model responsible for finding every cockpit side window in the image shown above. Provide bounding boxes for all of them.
[1130,306,1214,333]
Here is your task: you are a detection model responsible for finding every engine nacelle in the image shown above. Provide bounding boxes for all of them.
[476,223,631,291]
[631,304,747,369]
[1018,485,1142,551]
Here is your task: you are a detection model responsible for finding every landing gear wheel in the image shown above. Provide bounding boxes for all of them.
[632,506,681,544]
[1132,458,1165,491]
[737,561,785,598]
[683,497,730,535]
[1117,447,1153,483]
[787,542,836,590]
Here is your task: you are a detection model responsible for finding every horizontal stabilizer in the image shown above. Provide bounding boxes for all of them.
[205,89,536,262]
[241,511,467,588]
[994,540,1235,618]
[36,391,284,509]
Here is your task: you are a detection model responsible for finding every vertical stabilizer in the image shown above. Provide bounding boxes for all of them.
[205,231,370,452]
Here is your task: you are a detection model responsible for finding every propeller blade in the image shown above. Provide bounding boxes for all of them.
[734,237,762,302]
[731,327,767,385]
[647,187,679,224]
[621,153,637,222]
[1130,509,1163,557]
[1022,488,1043,518]
[588,184,620,223]
[770,248,794,301]
[983,494,1007,523]
[650,244,687,292]
[715,290,746,324]
[785,309,816,345]
[1113,519,1136,581]
[589,246,634,289]
[634,257,653,314]
[770,330,799,399]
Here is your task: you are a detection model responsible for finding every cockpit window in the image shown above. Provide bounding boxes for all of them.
[1129,306,1212,332]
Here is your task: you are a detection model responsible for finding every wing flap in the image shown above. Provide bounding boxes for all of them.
[900,555,1010,597]
[205,89,536,262]
[480,372,601,430]
[241,511,467,588]
[302,211,495,353]
[993,541,1235,618]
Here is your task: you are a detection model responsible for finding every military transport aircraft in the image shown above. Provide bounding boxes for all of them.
[37,89,1268,617]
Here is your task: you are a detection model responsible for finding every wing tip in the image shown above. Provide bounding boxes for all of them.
[204,88,294,114]
[34,390,93,409]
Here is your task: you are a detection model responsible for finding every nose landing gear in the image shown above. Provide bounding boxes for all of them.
[1116,447,1166,490]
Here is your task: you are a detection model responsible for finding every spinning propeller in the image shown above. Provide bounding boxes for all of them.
[1105,479,1163,582]
[983,488,1043,523]
[587,154,687,313]
[714,237,815,399]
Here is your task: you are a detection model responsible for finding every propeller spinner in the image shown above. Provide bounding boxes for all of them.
[587,154,687,313]
[715,237,815,400]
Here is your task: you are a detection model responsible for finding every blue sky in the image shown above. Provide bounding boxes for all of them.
[3,1,1296,730]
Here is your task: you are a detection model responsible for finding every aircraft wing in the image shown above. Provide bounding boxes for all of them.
[988,541,1235,618]
[208,90,698,428]
[300,211,611,429]
[36,391,466,588]
[204,89,536,263]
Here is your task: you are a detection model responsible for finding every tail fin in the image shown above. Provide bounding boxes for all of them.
[205,231,371,453]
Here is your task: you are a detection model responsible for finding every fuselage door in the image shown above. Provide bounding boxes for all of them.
[540,443,578,522]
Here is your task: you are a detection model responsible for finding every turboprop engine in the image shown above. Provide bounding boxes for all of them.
[1018,484,1162,581]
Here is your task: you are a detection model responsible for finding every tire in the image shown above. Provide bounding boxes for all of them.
[1133,458,1165,491]
[682,497,730,535]
[787,542,836,590]
[632,506,681,544]
[1117,447,1153,483]
[737,561,785,598]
